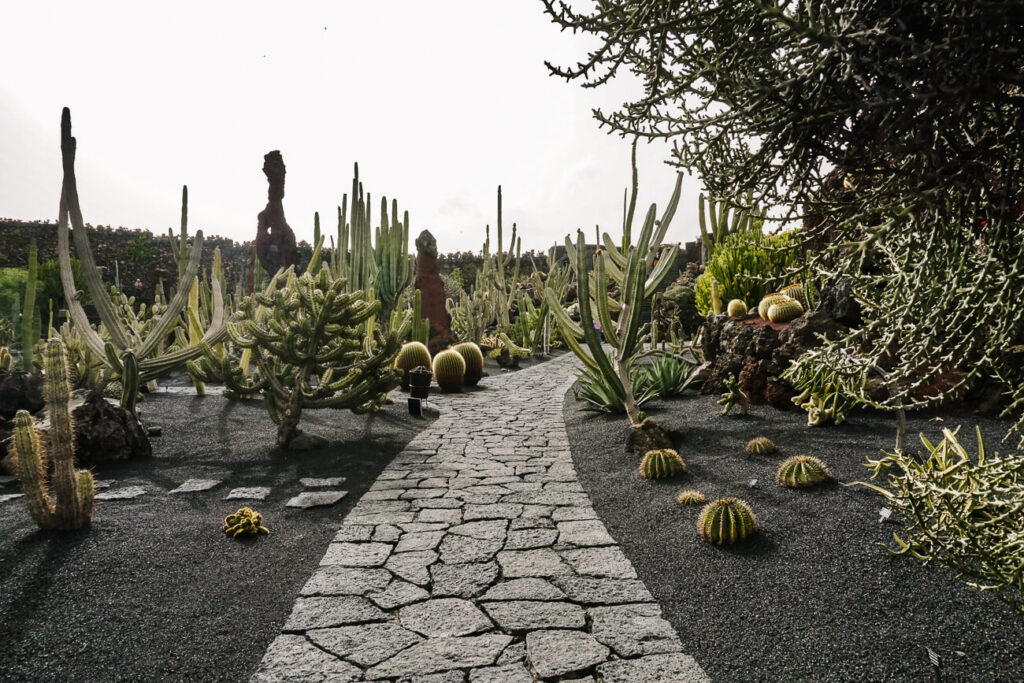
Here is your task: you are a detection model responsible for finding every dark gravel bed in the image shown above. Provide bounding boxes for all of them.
[564,390,1024,682]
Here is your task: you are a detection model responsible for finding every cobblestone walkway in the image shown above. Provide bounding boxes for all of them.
[253,354,708,682]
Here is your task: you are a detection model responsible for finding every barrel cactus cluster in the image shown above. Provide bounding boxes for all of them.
[698,498,758,545]
[639,449,686,479]
[757,285,806,323]
[776,455,831,488]
[453,341,484,386]
[223,507,270,537]
[433,349,467,392]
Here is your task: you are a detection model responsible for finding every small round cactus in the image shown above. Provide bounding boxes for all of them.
[767,299,804,323]
[395,342,432,389]
[726,299,747,317]
[639,449,686,479]
[676,489,706,505]
[223,507,269,537]
[698,498,757,545]
[745,436,777,455]
[776,455,831,488]
[780,283,805,306]
[758,292,791,319]
[452,341,484,386]
[432,349,466,392]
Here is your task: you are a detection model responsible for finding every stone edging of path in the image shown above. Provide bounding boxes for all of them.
[252,354,709,682]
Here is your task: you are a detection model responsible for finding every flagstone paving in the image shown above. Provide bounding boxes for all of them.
[252,355,709,682]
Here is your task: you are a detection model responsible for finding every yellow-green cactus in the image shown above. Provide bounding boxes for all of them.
[745,436,777,454]
[395,341,432,389]
[432,348,466,392]
[676,489,707,505]
[698,498,757,545]
[767,299,804,323]
[639,449,686,479]
[727,299,747,317]
[776,455,831,488]
[224,507,270,537]
[452,341,485,386]
[758,293,791,320]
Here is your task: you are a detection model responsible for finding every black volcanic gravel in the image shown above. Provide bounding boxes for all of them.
[564,389,1024,682]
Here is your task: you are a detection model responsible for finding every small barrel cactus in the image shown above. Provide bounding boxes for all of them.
[780,283,805,306]
[758,293,790,320]
[726,299,747,317]
[395,341,432,389]
[639,449,686,479]
[745,436,777,455]
[767,299,804,323]
[452,341,484,386]
[433,348,466,392]
[776,455,831,488]
[676,489,707,505]
[698,498,757,545]
[0,346,12,371]
[223,507,270,537]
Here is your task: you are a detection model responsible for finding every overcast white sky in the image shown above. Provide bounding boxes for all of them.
[0,1,701,254]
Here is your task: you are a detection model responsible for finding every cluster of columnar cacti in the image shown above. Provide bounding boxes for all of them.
[0,347,12,371]
[676,489,707,505]
[395,341,432,389]
[698,189,764,259]
[432,348,467,392]
[223,507,270,537]
[698,498,757,545]
[483,187,521,329]
[727,299,747,317]
[639,449,686,479]
[12,338,94,531]
[745,436,776,454]
[411,289,430,347]
[453,341,484,386]
[776,455,831,488]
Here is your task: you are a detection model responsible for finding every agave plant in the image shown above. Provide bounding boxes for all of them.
[573,361,657,414]
[643,355,697,399]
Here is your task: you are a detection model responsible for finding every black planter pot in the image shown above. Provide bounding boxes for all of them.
[409,366,432,400]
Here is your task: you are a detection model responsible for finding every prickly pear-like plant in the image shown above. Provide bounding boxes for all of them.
[0,346,12,371]
[745,437,776,455]
[727,299,747,317]
[12,338,94,531]
[758,292,790,320]
[223,507,269,537]
[676,489,706,505]
[768,299,804,323]
[639,449,686,479]
[698,498,757,545]
[433,349,466,392]
[776,455,831,488]
[395,342,432,389]
[453,341,484,386]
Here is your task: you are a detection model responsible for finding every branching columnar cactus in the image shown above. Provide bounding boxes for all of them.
[697,189,762,259]
[453,341,484,386]
[482,186,521,329]
[0,347,12,371]
[639,449,686,479]
[767,299,804,323]
[12,338,94,531]
[224,507,270,537]
[698,498,757,545]
[727,299,747,317]
[776,455,831,488]
[411,289,430,347]
[395,341,432,390]
[56,108,227,415]
[758,292,790,320]
[433,349,466,392]
[191,254,409,448]
[745,436,777,454]
[677,489,707,505]
[719,375,749,415]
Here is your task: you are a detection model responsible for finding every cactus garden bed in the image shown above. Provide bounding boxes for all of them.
[564,390,1024,681]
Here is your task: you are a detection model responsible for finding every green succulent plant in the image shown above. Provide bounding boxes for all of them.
[639,449,686,479]
[767,299,804,323]
[452,341,484,386]
[698,498,757,545]
[745,437,776,455]
[676,489,707,505]
[433,348,466,392]
[776,455,831,488]
[223,507,270,537]
[718,375,749,416]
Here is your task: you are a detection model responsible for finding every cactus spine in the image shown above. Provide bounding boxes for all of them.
[698,498,757,545]
[745,436,777,454]
[776,455,831,488]
[453,341,484,386]
[639,449,686,479]
[727,299,747,317]
[0,346,12,371]
[432,349,466,392]
[13,338,94,531]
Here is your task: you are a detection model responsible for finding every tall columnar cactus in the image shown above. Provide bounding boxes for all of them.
[56,108,227,415]
[698,189,762,260]
[412,289,430,346]
[0,347,13,371]
[12,338,94,531]
[482,186,521,328]
[373,197,413,322]
[545,161,682,430]
[698,498,757,545]
[21,239,39,370]
[168,185,192,282]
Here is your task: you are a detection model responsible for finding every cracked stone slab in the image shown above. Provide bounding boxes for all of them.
[307,622,423,667]
[504,527,558,550]
[320,542,392,567]
[251,634,361,682]
[300,566,391,596]
[589,603,684,657]
[385,549,438,585]
[395,530,445,553]
[557,519,615,547]
[283,596,388,630]
[496,549,571,578]
[168,478,221,494]
[481,578,566,602]
[367,634,513,678]
[225,486,271,501]
[439,534,504,564]
[399,598,493,637]
[552,576,655,605]
[300,477,346,488]
[287,490,348,509]
[560,547,637,579]
[93,479,115,489]
[430,561,499,598]
[94,485,147,501]
[526,629,610,679]
[469,662,533,682]
[447,519,508,540]
[597,653,710,682]
[483,600,585,631]
[333,525,374,542]
[367,580,431,610]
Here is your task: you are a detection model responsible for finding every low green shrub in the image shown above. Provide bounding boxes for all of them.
[694,229,801,317]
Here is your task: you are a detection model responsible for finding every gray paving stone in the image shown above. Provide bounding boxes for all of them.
[395,531,445,553]
[589,603,684,657]
[371,524,402,543]
[551,576,655,605]
[300,566,391,596]
[495,640,526,664]
[504,527,558,550]
[367,580,431,609]
[225,486,271,501]
[496,549,571,578]
[430,561,499,598]
[417,507,463,524]
[367,634,512,678]
[400,598,494,637]
[283,596,388,630]
[480,578,566,602]
[385,549,438,585]
[560,546,637,578]
[447,519,508,540]
[468,662,533,683]
[93,479,115,489]
[439,534,504,564]
[347,511,416,525]
[463,503,522,520]
[300,477,346,488]
[483,600,585,631]
[307,622,423,667]
[596,653,710,682]
[400,522,451,533]
[525,629,609,679]
[320,542,392,567]
[407,671,467,682]
[286,490,348,509]
[168,478,221,494]
[552,506,598,521]
[557,519,615,547]
[251,634,361,682]
[333,525,373,542]
[94,485,147,501]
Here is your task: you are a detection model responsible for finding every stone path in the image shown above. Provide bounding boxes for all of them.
[253,354,708,682]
